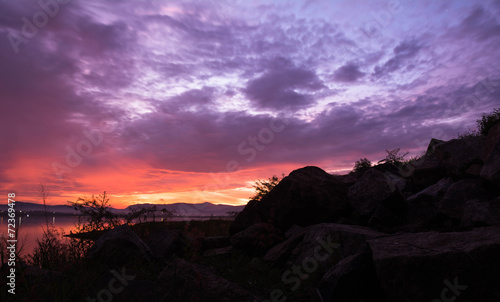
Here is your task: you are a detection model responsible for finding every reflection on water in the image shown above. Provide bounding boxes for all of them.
[0,215,79,257]
[0,215,231,256]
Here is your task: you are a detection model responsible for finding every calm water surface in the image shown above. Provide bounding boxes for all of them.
[0,215,224,256]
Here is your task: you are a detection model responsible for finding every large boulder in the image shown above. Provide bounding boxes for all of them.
[279,224,385,270]
[406,178,454,225]
[431,135,487,178]
[230,223,284,254]
[143,229,184,260]
[317,251,385,302]
[409,138,446,190]
[348,169,406,224]
[156,259,261,301]
[88,224,152,266]
[263,229,307,263]
[481,122,500,187]
[461,198,500,227]
[410,157,445,191]
[230,166,350,235]
[368,227,500,301]
[435,178,495,226]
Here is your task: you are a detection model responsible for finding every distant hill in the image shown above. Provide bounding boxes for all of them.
[0,201,77,214]
[0,201,244,216]
[126,202,245,216]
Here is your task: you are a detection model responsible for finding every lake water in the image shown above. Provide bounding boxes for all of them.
[0,215,229,257]
[0,215,78,257]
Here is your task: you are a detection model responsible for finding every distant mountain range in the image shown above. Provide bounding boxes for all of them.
[0,201,245,216]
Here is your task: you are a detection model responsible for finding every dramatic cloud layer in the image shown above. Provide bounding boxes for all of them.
[1,0,499,207]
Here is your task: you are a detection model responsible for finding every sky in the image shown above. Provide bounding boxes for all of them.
[0,0,499,208]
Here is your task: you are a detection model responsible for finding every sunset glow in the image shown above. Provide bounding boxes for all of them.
[1,0,499,208]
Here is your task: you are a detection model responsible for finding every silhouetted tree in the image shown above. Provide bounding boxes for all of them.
[68,191,120,233]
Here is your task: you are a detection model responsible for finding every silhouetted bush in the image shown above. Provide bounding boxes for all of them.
[353,158,372,172]
[29,186,89,269]
[477,107,500,136]
[378,148,409,165]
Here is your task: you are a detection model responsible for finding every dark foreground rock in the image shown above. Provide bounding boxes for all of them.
[88,224,152,266]
[317,251,384,302]
[435,178,495,226]
[230,222,284,254]
[143,229,184,259]
[431,135,486,178]
[406,178,453,225]
[263,223,386,273]
[481,122,500,187]
[230,166,350,235]
[368,227,500,302]
[347,169,395,218]
[156,258,261,302]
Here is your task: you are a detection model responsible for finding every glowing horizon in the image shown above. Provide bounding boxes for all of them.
[1,0,499,208]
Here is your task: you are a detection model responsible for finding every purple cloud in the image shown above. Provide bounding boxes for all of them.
[332,63,365,82]
[373,39,422,78]
[0,0,499,203]
[244,57,325,110]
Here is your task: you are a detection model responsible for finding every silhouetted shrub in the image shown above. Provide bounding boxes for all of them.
[353,158,372,172]
[29,186,89,268]
[477,107,500,136]
[378,148,409,165]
